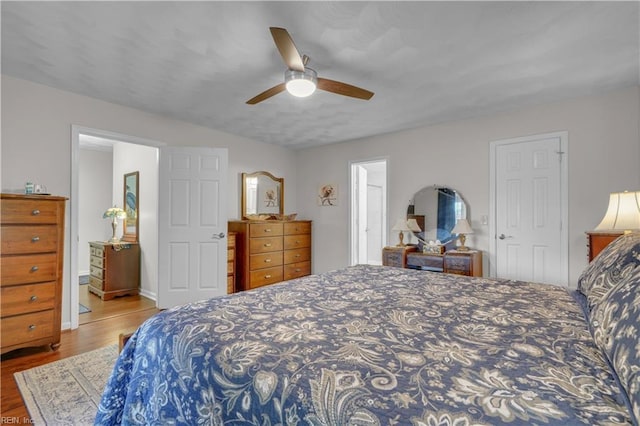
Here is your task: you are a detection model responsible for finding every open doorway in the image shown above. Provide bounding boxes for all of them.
[349,159,388,266]
[70,126,163,329]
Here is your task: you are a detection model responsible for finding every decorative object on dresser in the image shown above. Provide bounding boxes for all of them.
[88,241,140,301]
[228,220,312,291]
[1,193,67,354]
[382,245,418,268]
[102,206,127,243]
[450,218,474,250]
[227,231,236,294]
[587,190,640,262]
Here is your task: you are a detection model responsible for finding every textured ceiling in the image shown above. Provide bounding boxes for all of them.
[2,2,639,149]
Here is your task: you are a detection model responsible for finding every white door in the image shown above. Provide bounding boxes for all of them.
[490,132,568,286]
[158,147,228,309]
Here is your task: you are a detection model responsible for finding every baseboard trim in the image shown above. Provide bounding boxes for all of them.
[139,288,157,301]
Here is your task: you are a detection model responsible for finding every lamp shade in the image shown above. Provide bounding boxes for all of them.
[406,218,422,232]
[392,219,412,232]
[103,206,127,219]
[594,191,640,231]
[451,219,473,235]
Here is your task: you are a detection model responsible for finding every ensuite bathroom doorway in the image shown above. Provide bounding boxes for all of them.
[350,159,388,266]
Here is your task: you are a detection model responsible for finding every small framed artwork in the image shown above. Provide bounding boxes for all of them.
[318,183,338,206]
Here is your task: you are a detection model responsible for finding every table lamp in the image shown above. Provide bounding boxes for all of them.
[451,219,474,250]
[103,206,127,243]
[594,190,640,233]
[392,219,412,246]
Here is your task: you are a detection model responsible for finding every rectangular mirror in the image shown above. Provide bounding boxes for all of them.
[123,171,139,242]
[242,171,284,219]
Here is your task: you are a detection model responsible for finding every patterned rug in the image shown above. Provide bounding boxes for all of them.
[14,345,118,426]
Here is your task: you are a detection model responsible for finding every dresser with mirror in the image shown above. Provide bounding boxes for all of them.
[383,185,482,277]
[229,171,312,292]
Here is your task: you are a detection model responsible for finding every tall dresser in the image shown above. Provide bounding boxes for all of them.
[228,220,312,291]
[1,193,66,354]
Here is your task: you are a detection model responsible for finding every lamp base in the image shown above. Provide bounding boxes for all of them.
[396,231,406,247]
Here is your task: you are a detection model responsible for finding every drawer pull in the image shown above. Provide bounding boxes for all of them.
[264,229,272,233]
[295,240,300,244]
[295,268,301,272]
[32,209,41,216]
[264,259,271,263]
[30,266,39,272]
[30,295,38,302]
[295,254,301,258]
[265,274,272,279]
[28,325,36,331]
[32,236,40,242]
[264,243,272,247]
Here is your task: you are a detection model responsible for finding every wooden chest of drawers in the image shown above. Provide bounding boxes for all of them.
[1,193,66,354]
[586,231,624,262]
[228,220,312,291]
[88,241,140,300]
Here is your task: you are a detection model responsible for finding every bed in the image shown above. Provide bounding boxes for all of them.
[96,233,640,425]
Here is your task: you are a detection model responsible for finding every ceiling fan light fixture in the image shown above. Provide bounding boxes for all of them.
[285,68,317,97]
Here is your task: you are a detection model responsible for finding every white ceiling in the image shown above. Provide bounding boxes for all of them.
[2,2,638,149]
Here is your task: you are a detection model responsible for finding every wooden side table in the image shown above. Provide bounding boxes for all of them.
[585,231,624,262]
[382,245,418,268]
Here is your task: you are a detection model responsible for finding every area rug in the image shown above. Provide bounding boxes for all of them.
[79,303,91,314]
[14,344,118,426]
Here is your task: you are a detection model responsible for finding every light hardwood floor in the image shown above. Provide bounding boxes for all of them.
[1,301,159,423]
[79,282,156,325]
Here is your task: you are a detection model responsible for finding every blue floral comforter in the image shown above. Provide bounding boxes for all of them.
[96,265,632,425]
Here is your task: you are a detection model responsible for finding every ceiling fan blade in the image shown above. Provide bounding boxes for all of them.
[317,78,374,100]
[246,83,286,105]
[269,27,305,72]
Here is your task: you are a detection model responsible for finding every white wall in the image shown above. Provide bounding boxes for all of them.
[113,142,159,299]
[1,75,299,329]
[295,86,640,286]
[78,148,113,275]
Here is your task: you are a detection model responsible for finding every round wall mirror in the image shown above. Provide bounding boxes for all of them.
[407,186,468,244]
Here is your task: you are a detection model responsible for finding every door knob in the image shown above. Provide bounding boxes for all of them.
[212,232,225,239]
[498,234,514,240]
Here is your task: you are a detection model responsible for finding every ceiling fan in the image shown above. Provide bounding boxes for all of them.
[246,27,374,105]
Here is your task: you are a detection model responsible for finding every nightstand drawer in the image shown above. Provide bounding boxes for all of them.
[89,275,104,290]
[90,255,104,268]
[90,265,104,280]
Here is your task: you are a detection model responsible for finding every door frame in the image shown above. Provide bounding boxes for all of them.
[488,131,569,285]
[348,157,388,266]
[70,125,165,329]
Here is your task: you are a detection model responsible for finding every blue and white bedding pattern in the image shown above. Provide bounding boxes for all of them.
[96,264,635,425]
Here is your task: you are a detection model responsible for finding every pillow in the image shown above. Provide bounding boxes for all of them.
[589,268,640,424]
[577,232,640,311]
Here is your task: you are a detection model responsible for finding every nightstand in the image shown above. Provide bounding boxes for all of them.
[382,245,418,268]
[585,231,623,262]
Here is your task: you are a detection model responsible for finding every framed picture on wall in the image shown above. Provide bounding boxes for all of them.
[123,171,139,242]
[318,183,338,206]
